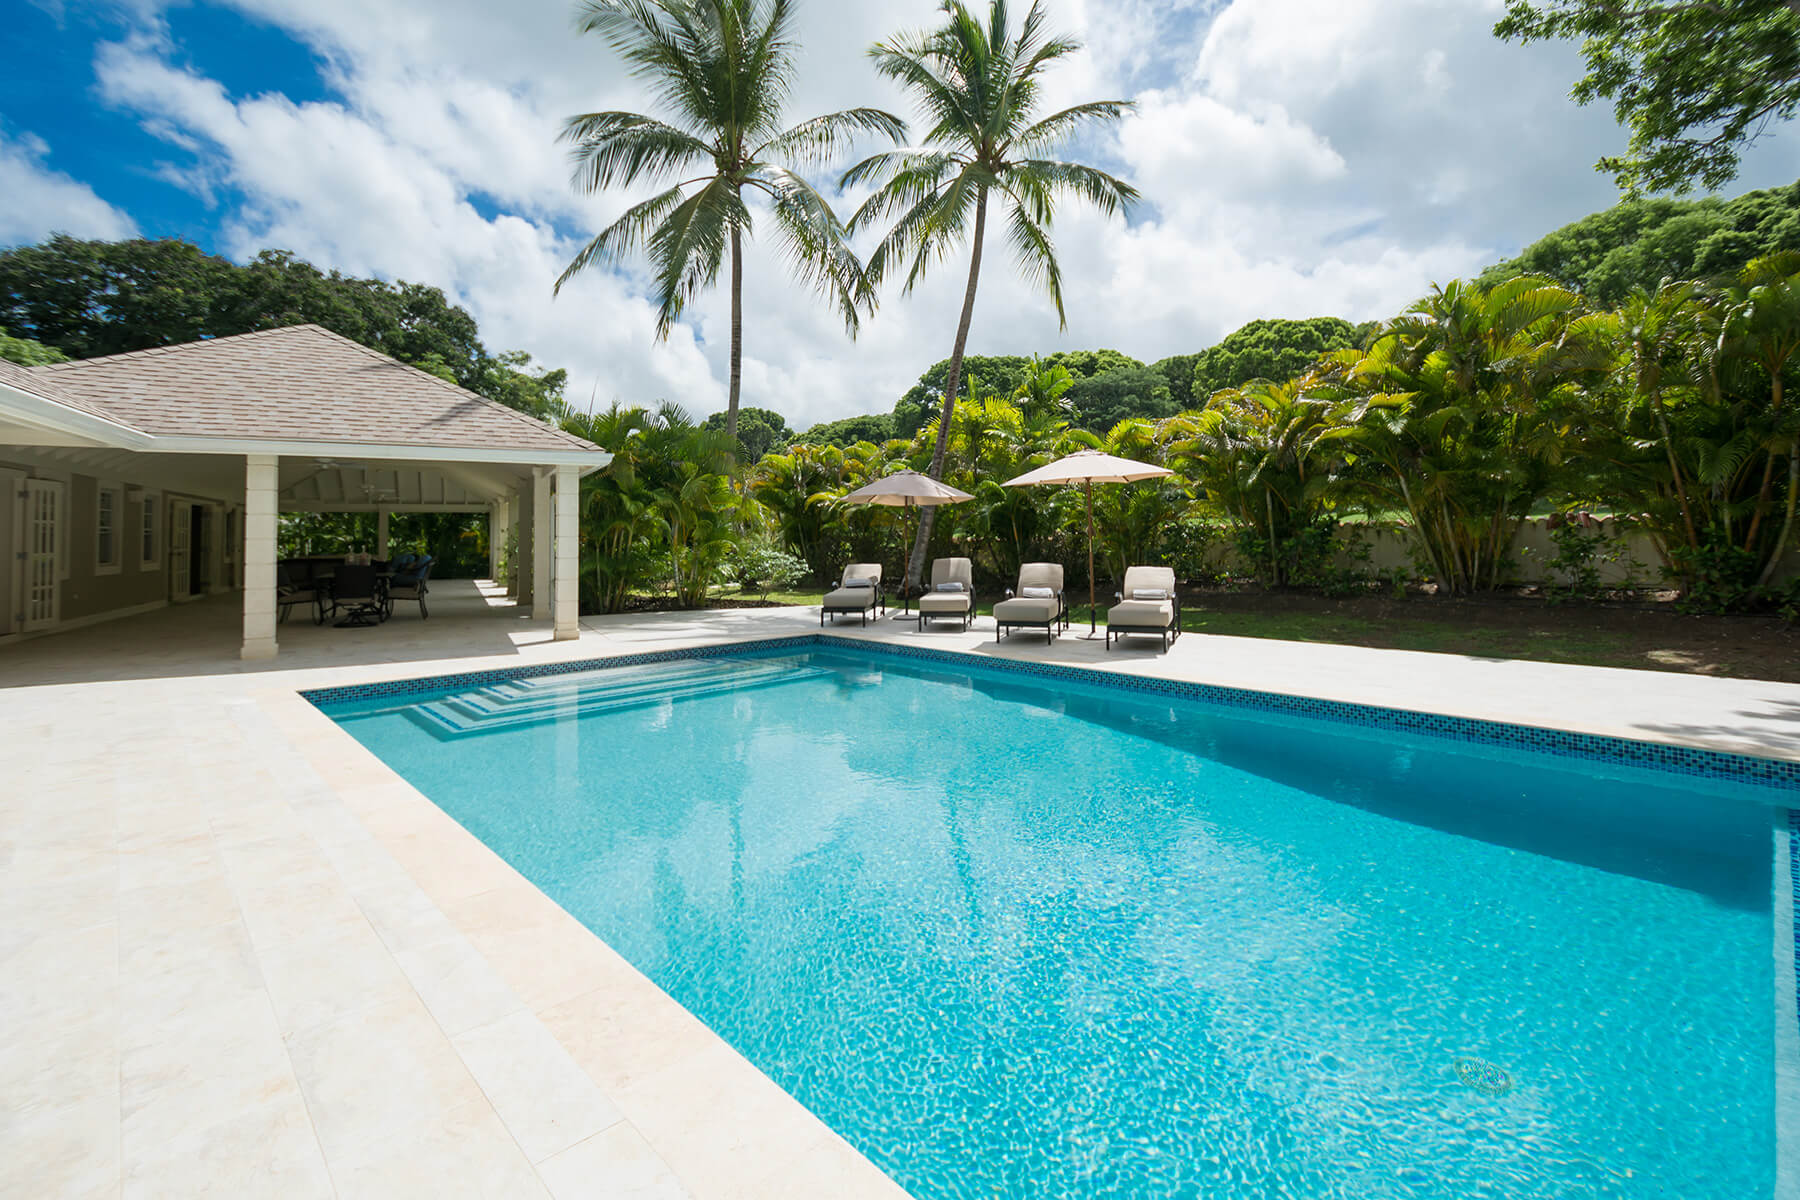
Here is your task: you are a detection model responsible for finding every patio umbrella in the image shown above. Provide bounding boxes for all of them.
[840,469,974,616]
[1002,449,1174,637]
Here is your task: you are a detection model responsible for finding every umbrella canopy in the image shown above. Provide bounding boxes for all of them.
[1001,450,1175,637]
[841,469,973,507]
[1001,449,1173,488]
[841,470,973,615]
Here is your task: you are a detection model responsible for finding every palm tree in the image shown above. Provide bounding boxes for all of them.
[556,0,905,445]
[843,0,1137,594]
[1718,252,1800,584]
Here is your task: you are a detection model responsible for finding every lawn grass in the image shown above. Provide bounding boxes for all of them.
[714,585,1796,681]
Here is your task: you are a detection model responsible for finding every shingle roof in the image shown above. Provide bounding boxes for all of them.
[0,358,133,427]
[29,324,601,454]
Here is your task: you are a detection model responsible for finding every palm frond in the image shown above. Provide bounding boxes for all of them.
[756,107,909,169]
[560,112,715,192]
[555,183,690,294]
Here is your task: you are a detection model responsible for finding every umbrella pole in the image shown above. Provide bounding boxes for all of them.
[1086,480,1097,636]
[905,500,915,616]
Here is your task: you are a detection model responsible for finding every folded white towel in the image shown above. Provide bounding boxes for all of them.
[1132,588,1169,600]
[843,578,874,588]
[935,581,966,593]
[1020,585,1054,598]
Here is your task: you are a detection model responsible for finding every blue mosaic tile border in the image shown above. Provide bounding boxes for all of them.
[300,631,1800,792]
[1790,809,1799,1034]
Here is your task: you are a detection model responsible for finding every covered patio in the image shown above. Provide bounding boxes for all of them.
[0,324,610,660]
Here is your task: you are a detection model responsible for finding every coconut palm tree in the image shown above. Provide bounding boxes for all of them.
[556,0,905,445]
[843,0,1138,594]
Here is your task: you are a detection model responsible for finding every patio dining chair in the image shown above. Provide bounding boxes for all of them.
[327,562,386,627]
[384,556,434,620]
[276,562,326,625]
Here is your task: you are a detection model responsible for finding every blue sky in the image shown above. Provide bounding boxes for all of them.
[6,0,1800,428]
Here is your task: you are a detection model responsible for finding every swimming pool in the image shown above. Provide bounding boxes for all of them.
[317,640,1793,1199]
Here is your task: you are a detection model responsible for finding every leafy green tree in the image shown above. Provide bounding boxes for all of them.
[1477,182,1800,303]
[0,236,556,415]
[704,405,792,459]
[1718,253,1800,585]
[1167,381,1337,587]
[845,0,1137,591]
[1044,348,1139,378]
[555,0,904,445]
[1150,352,1201,409]
[1065,364,1177,431]
[1319,277,1614,594]
[1495,1,1800,194]
[1010,355,1075,420]
[798,413,895,446]
[892,353,1034,438]
[0,328,66,365]
[1190,317,1362,399]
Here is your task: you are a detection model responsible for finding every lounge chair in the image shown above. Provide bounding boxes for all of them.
[385,556,434,619]
[1106,565,1181,651]
[276,562,326,625]
[917,557,975,632]
[821,563,884,626]
[993,562,1068,644]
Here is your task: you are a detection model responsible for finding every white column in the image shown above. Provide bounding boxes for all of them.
[487,501,503,581]
[531,469,551,620]
[503,492,519,597]
[241,454,279,660]
[553,464,580,641]
[375,507,390,560]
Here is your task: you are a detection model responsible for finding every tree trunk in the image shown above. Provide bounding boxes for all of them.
[1756,436,1799,587]
[907,185,988,595]
[1744,373,1783,552]
[726,221,743,448]
[1650,391,1698,552]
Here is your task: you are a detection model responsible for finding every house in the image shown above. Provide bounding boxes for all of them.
[0,324,610,658]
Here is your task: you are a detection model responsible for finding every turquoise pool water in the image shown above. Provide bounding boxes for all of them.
[321,646,1782,1199]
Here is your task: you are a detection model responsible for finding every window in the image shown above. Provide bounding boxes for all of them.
[140,495,159,568]
[96,486,121,573]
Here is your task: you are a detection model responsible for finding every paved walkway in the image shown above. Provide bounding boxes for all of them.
[3,581,1796,1200]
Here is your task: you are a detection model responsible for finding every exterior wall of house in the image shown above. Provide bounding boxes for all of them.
[60,473,168,621]
[0,453,242,639]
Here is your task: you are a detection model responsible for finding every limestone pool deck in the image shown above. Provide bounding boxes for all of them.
[4,580,1799,1199]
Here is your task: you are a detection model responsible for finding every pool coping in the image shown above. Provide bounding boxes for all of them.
[1780,811,1800,1200]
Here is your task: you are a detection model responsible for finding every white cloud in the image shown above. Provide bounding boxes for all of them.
[65,0,1800,432]
[0,130,138,247]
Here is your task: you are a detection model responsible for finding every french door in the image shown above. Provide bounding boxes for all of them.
[169,499,193,602]
[22,479,62,631]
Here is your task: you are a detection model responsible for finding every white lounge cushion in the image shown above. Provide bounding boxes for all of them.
[918,591,972,612]
[994,596,1059,621]
[823,587,879,609]
[1107,599,1175,627]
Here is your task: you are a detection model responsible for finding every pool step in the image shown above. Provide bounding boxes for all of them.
[406,658,822,737]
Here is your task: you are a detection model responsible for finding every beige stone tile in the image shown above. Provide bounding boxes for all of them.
[385,821,529,908]
[120,992,296,1138]
[119,915,263,1030]
[537,1123,692,1200]
[0,920,118,1030]
[233,872,370,953]
[3,834,116,888]
[537,973,721,1098]
[392,930,524,1037]
[325,1096,551,1200]
[616,1041,833,1200]
[123,1088,331,1200]
[0,1091,119,1200]
[355,876,459,952]
[115,830,221,891]
[117,873,239,943]
[453,1008,624,1163]
[257,918,417,1037]
[730,1130,912,1200]
[445,884,624,1011]
[0,1005,117,1125]
[285,990,487,1160]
